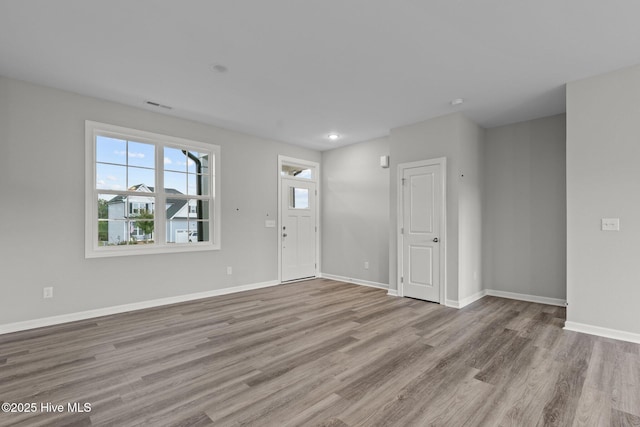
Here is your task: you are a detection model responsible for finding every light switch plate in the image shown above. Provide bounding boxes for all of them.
[601,218,620,231]
[265,220,276,228]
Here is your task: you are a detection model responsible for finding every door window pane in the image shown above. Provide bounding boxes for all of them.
[289,187,309,209]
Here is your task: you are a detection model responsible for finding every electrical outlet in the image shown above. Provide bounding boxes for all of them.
[226,266,233,275]
[43,287,53,299]
[364,261,369,270]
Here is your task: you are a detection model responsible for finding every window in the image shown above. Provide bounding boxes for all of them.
[281,165,313,180]
[85,121,220,258]
[289,187,310,209]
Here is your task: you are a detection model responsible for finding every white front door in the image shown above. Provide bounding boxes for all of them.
[401,162,443,302]
[281,178,316,282]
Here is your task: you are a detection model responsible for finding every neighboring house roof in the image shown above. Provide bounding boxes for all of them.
[166,200,188,220]
[107,184,189,220]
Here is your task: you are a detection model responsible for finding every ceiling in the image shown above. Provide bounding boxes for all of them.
[1,1,639,151]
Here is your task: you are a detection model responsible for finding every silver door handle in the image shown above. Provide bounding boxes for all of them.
[433,237,439,242]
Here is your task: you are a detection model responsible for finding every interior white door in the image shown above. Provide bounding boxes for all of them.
[401,163,442,302]
[281,178,316,282]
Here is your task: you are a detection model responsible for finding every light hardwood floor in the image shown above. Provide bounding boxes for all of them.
[1,279,639,426]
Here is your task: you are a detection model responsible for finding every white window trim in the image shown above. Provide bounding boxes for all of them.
[85,121,221,258]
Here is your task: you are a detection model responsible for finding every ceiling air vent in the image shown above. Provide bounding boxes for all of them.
[145,100,172,110]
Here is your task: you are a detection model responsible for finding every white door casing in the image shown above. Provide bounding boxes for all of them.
[278,156,320,283]
[398,158,446,303]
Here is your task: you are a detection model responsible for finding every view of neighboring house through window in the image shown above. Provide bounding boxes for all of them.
[86,121,220,257]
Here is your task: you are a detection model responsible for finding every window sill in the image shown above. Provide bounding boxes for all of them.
[85,242,220,258]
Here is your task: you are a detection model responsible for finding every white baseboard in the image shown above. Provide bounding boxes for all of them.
[0,280,280,335]
[320,273,388,291]
[564,321,640,344]
[485,289,566,307]
[446,289,487,309]
[445,299,460,309]
[461,289,488,307]
[387,289,398,297]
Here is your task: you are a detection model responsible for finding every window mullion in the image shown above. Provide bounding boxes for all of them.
[156,143,166,246]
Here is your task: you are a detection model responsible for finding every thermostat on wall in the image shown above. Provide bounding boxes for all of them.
[380,155,389,168]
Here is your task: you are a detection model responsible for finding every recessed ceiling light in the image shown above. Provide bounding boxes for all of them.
[210,64,228,73]
[450,98,464,106]
[327,133,341,141]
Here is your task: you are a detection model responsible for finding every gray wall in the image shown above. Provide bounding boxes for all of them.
[567,64,640,334]
[0,76,320,325]
[389,113,483,303]
[483,114,566,300]
[321,137,389,285]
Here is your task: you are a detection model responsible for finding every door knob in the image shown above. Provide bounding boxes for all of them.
[433,237,439,242]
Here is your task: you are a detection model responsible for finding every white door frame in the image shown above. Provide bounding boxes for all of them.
[278,155,321,283]
[397,157,447,304]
